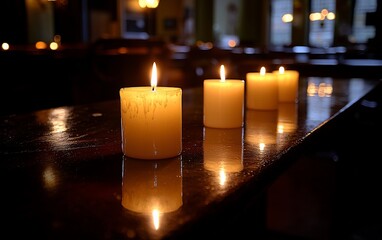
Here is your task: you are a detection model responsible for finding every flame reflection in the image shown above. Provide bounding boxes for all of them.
[245,109,278,151]
[121,156,182,230]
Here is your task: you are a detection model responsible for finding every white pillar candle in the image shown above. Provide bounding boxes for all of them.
[121,156,182,215]
[246,67,278,110]
[204,65,245,128]
[273,66,299,103]
[120,63,182,160]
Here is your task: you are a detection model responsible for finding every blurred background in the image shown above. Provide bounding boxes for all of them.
[1,0,381,116]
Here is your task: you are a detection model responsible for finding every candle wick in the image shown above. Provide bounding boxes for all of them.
[152,86,156,92]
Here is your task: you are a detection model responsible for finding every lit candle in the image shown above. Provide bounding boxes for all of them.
[273,66,299,103]
[121,156,182,215]
[246,67,278,110]
[203,65,245,128]
[120,62,182,159]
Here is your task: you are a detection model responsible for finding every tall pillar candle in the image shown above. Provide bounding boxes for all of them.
[204,65,245,128]
[246,67,278,110]
[273,66,299,103]
[120,63,182,160]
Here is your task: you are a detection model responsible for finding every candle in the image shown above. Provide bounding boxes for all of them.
[246,67,278,110]
[120,62,182,160]
[203,65,245,128]
[203,127,244,175]
[121,156,182,215]
[273,66,299,103]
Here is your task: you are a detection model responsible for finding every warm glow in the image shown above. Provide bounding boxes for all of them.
[327,12,335,20]
[260,67,266,75]
[152,209,160,230]
[318,83,333,97]
[151,62,157,91]
[228,39,237,48]
[35,41,47,50]
[259,143,265,151]
[196,41,214,50]
[309,12,322,21]
[277,124,284,134]
[43,166,57,190]
[220,65,225,82]
[219,169,227,186]
[279,66,285,74]
[282,14,293,23]
[321,8,329,17]
[307,82,333,97]
[139,0,160,8]
[49,108,68,133]
[310,10,335,21]
[118,47,128,54]
[1,42,9,50]
[49,42,58,50]
[307,82,317,96]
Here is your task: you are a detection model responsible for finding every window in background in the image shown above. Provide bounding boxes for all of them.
[120,0,149,39]
[214,0,241,49]
[309,0,336,47]
[351,0,377,43]
[270,0,293,46]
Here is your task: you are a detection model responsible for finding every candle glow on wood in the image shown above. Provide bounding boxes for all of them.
[245,109,278,151]
[121,156,182,224]
[203,65,245,128]
[120,62,182,159]
[277,102,298,134]
[246,66,278,110]
[203,127,244,185]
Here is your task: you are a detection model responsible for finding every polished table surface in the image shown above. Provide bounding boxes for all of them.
[1,77,381,239]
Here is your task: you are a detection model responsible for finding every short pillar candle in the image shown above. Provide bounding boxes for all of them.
[203,65,245,128]
[120,63,182,160]
[273,66,299,103]
[246,67,278,110]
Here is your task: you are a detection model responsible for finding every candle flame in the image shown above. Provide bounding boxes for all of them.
[220,65,225,82]
[279,66,285,74]
[151,62,157,91]
[260,66,266,76]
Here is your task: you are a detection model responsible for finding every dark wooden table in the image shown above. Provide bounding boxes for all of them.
[1,77,381,239]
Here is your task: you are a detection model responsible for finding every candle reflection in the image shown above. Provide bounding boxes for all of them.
[277,102,298,134]
[35,108,71,150]
[121,156,182,230]
[306,77,333,121]
[203,127,244,186]
[245,109,278,151]
[306,77,333,97]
